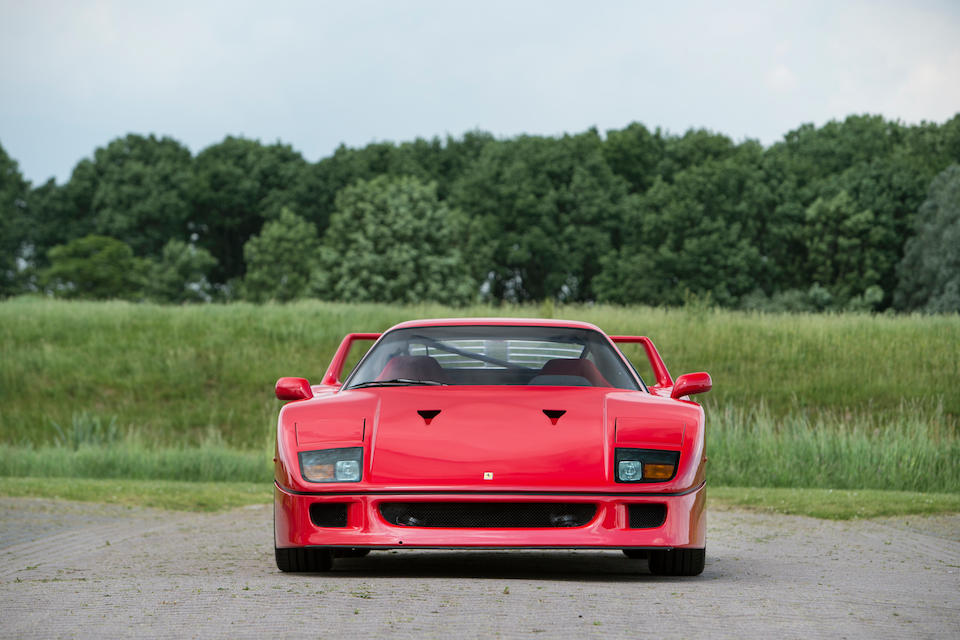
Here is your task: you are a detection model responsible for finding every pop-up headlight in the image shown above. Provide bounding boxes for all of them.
[299,447,363,483]
[615,448,680,483]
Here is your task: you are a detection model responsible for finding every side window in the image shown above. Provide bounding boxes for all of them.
[341,343,374,380]
[615,344,654,387]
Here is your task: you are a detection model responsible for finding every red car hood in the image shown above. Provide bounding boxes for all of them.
[367,386,612,487]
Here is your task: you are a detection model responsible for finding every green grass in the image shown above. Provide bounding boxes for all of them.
[1,297,957,448]
[707,402,958,492]
[710,486,960,520]
[0,477,268,511]
[0,442,271,482]
[0,477,954,519]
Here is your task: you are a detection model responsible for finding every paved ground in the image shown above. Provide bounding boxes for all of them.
[1,497,958,639]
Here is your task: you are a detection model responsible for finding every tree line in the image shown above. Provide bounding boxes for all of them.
[1,113,958,311]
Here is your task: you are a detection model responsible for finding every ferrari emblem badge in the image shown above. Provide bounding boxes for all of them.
[483,472,493,480]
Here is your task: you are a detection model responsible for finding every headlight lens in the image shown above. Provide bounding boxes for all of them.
[618,460,642,481]
[615,448,680,483]
[299,447,363,483]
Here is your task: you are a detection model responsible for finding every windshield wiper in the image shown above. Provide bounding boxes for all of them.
[350,378,447,389]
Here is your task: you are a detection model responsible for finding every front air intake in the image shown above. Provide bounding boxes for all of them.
[309,503,348,527]
[380,502,596,528]
[628,504,666,528]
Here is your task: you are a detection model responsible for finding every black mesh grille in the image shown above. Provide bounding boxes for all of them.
[379,502,596,528]
[628,504,666,528]
[309,503,348,527]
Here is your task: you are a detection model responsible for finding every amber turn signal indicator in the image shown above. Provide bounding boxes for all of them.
[303,462,334,480]
[643,463,675,480]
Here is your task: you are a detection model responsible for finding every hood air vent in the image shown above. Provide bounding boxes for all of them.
[417,409,441,424]
[542,409,566,425]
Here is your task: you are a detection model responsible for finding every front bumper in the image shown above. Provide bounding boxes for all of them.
[274,482,706,549]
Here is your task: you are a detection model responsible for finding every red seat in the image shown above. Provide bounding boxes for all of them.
[376,355,447,383]
[539,358,612,387]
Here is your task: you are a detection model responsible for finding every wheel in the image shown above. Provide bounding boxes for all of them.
[647,548,705,576]
[622,549,648,559]
[335,548,371,558]
[275,547,334,572]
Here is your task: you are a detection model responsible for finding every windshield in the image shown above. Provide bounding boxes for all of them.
[343,325,642,390]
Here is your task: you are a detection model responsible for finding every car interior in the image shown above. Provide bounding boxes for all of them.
[375,354,613,387]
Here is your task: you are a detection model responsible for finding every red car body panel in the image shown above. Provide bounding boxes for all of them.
[274,318,709,552]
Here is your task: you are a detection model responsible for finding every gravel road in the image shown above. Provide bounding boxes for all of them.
[1,496,958,639]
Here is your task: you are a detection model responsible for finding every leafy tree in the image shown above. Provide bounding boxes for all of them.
[804,190,889,306]
[591,249,658,306]
[89,134,194,257]
[145,239,218,303]
[761,116,911,260]
[602,122,665,193]
[26,158,101,273]
[305,141,433,228]
[314,176,476,304]
[758,115,941,307]
[895,165,960,312]
[304,131,495,221]
[0,142,30,296]
[40,235,143,299]
[596,144,773,306]
[13,113,960,309]
[451,131,629,301]
[242,208,319,303]
[654,128,738,184]
[828,157,930,305]
[192,137,314,284]
[772,115,905,184]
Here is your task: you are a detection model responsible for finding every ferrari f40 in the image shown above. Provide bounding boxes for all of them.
[273,319,711,575]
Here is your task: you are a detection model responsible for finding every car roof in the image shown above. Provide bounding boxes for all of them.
[386,317,607,333]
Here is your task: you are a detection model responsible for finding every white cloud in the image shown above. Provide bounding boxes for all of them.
[766,64,798,93]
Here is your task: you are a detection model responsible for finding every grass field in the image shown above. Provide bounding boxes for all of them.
[1,297,958,500]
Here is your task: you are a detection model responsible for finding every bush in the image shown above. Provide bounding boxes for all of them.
[313,175,476,304]
[242,208,319,303]
[145,239,218,303]
[40,235,143,299]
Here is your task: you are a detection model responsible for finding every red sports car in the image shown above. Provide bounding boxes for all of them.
[273,318,712,575]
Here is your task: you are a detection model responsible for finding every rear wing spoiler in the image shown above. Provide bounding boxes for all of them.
[320,332,674,389]
[321,333,381,385]
[609,336,673,388]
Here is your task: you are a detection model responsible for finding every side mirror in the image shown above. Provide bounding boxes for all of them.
[275,377,313,401]
[670,372,712,399]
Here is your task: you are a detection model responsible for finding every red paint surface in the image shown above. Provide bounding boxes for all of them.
[321,333,381,386]
[615,417,684,448]
[275,377,313,401]
[671,372,713,399]
[610,335,673,388]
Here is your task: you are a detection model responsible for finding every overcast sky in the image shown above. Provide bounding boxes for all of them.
[1,0,958,185]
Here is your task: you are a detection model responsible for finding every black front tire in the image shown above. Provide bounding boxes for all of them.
[622,549,648,559]
[647,548,705,576]
[275,547,334,572]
